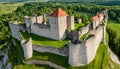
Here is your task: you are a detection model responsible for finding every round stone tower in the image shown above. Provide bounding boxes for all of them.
[21,37,33,59]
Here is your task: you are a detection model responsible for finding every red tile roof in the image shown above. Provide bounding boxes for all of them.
[50,8,69,17]
[93,15,99,21]
[98,13,104,17]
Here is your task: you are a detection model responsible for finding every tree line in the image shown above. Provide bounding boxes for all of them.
[107,27,120,58]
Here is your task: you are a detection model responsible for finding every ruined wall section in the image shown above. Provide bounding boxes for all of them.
[9,23,21,40]
[78,24,90,38]
[68,24,106,66]
[67,15,74,30]
[31,24,52,39]
[21,38,33,59]
[68,42,87,66]
[36,15,43,23]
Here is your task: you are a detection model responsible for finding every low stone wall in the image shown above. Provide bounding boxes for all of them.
[33,44,68,57]
[9,23,21,40]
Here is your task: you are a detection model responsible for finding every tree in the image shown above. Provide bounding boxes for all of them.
[81,14,89,23]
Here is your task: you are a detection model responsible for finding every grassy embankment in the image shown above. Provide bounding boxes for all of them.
[0,3,24,16]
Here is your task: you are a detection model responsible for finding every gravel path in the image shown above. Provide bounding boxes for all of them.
[25,60,66,69]
[109,48,120,64]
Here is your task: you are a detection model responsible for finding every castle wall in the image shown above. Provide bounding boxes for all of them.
[9,23,21,40]
[21,38,33,59]
[99,16,104,22]
[31,24,52,39]
[92,19,99,29]
[67,15,74,30]
[68,42,87,66]
[33,44,68,57]
[85,25,103,64]
[79,24,90,38]
[68,24,105,66]
[36,15,44,24]
[25,16,32,28]
[31,17,36,24]
[85,36,96,63]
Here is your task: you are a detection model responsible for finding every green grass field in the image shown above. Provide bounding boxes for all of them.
[107,20,120,37]
[0,3,24,16]
[75,23,85,31]
[20,32,69,48]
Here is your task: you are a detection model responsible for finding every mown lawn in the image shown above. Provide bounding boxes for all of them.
[0,3,24,15]
[107,20,120,37]
[20,32,69,48]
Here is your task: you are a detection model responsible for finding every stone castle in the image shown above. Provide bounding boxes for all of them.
[9,8,108,66]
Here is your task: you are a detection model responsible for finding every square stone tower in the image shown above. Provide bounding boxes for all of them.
[49,8,68,40]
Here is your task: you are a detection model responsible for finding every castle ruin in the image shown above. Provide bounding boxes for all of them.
[9,8,108,66]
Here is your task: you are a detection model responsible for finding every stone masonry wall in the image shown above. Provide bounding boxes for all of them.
[9,23,21,40]
[68,41,87,66]
[21,38,33,59]
[31,24,52,39]
[68,24,105,66]
[58,16,67,40]
[67,15,74,30]
[86,25,103,63]
[33,44,68,57]
[36,15,44,24]
[78,24,90,38]
[49,16,67,40]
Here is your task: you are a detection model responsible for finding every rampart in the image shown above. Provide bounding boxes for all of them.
[68,24,106,66]
[33,44,68,57]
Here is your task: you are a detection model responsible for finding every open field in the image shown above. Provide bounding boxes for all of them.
[107,20,120,37]
[0,3,24,15]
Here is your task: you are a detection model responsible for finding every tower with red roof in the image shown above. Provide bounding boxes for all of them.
[49,8,74,40]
